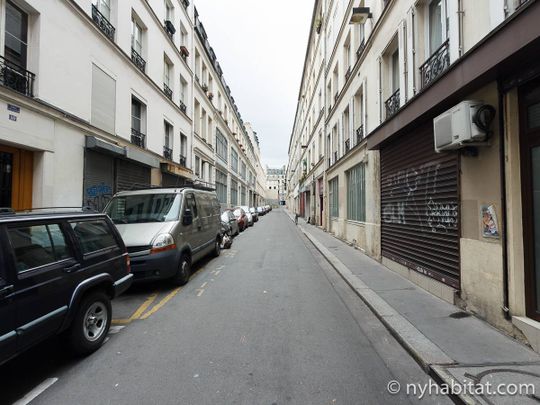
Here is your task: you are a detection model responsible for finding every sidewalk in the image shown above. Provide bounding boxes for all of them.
[285,210,540,404]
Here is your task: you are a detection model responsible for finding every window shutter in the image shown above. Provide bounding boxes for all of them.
[91,64,116,134]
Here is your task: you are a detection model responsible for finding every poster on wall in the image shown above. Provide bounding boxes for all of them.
[481,204,500,239]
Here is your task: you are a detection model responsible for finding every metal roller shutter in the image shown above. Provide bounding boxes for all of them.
[380,123,460,288]
[83,150,115,211]
[116,160,151,192]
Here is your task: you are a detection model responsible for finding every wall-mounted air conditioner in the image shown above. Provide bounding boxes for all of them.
[433,100,487,152]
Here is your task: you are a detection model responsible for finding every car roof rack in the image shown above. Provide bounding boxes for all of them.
[2,206,99,215]
[127,181,216,192]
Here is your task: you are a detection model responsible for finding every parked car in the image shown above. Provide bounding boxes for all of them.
[240,206,254,227]
[221,210,239,236]
[257,206,265,216]
[232,207,248,231]
[249,207,259,222]
[0,208,132,365]
[105,187,222,286]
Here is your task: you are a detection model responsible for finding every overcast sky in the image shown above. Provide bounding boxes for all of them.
[194,0,314,169]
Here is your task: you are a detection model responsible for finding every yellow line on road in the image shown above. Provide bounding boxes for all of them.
[140,287,182,320]
[130,292,158,320]
[111,318,132,325]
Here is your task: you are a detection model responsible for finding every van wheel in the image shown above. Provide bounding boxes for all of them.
[174,254,191,286]
[67,291,111,356]
[213,238,221,257]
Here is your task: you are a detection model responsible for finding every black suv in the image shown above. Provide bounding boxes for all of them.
[0,209,132,366]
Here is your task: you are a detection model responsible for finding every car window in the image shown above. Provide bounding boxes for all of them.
[8,223,72,273]
[70,220,117,255]
[185,194,198,218]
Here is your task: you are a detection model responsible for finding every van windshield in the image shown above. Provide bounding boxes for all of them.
[105,194,181,224]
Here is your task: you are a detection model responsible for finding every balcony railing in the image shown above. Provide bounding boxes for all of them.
[92,5,115,41]
[131,48,146,73]
[164,20,176,39]
[163,146,173,160]
[385,89,400,119]
[179,155,187,167]
[131,128,146,148]
[356,39,366,58]
[356,125,364,145]
[163,83,173,99]
[0,56,35,97]
[334,151,338,164]
[334,92,339,102]
[179,100,187,114]
[419,39,450,90]
[345,66,352,82]
[345,139,350,153]
[182,0,190,8]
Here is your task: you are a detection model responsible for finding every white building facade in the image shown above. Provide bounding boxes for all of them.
[287,0,540,350]
[0,0,265,213]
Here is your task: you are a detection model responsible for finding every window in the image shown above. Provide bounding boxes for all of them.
[8,224,71,272]
[131,18,143,55]
[428,0,444,55]
[92,64,116,133]
[391,50,399,93]
[185,193,198,218]
[216,129,228,162]
[231,149,238,172]
[195,156,200,177]
[240,186,246,205]
[70,220,117,255]
[164,121,173,149]
[347,164,366,222]
[231,179,238,206]
[164,58,172,87]
[131,96,146,147]
[240,161,247,180]
[329,177,339,218]
[93,0,111,20]
[180,133,187,160]
[216,170,227,204]
[165,0,174,21]
[5,1,28,69]
[106,194,180,224]
[180,75,188,104]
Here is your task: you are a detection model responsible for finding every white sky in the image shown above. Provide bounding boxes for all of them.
[193,0,314,169]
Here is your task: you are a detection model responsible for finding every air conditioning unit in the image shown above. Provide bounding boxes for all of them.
[433,100,486,152]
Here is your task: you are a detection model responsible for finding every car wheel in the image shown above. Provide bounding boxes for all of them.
[174,254,191,286]
[67,291,111,356]
[213,238,221,257]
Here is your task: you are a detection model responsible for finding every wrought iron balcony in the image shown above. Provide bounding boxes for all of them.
[0,56,35,97]
[179,155,187,167]
[356,125,364,145]
[163,83,173,100]
[356,39,366,58]
[345,139,350,153]
[163,146,173,160]
[179,100,187,114]
[334,151,338,164]
[92,5,115,41]
[131,48,146,73]
[345,66,352,81]
[385,89,400,119]
[131,128,146,148]
[182,0,190,8]
[334,92,339,102]
[419,39,450,90]
[164,20,176,39]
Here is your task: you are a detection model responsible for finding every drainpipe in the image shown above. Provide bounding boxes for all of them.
[498,80,511,321]
[457,0,464,57]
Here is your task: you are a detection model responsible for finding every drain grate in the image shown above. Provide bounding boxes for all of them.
[449,311,471,319]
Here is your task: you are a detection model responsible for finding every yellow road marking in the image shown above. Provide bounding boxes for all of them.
[111,318,132,325]
[112,291,158,324]
[140,287,182,320]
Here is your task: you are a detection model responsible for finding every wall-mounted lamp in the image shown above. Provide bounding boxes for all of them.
[350,7,372,24]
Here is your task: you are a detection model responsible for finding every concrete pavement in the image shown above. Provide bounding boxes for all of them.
[287,210,540,404]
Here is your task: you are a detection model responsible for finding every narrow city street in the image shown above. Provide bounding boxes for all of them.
[2,209,449,405]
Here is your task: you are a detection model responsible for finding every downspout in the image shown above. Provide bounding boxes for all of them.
[498,80,511,321]
[457,0,464,57]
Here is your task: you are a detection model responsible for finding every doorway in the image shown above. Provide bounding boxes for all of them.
[0,151,13,207]
[0,145,33,210]
[520,79,540,321]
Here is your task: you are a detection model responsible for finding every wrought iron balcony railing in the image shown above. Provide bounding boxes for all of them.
[92,5,115,41]
[334,151,338,164]
[131,48,146,73]
[0,56,35,97]
[385,89,400,119]
[163,146,173,160]
[334,92,339,102]
[356,125,364,145]
[182,0,190,8]
[179,155,187,167]
[356,39,366,58]
[179,100,187,113]
[345,139,350,153]
[131,128,146,148]
[419,39,450,90]
[345,66,352,82]
[163,83,173,99]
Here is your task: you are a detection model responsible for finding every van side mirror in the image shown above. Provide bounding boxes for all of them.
[183,209,193,226]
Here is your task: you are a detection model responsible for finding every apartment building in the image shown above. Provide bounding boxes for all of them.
[287,0,540,351]
[0,0,265,214]
[193,9,263,209]
[265,166,286,206]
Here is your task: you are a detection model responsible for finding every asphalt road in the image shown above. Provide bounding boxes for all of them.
[2,209,451,405]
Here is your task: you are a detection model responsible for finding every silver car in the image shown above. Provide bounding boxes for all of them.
[105,188,222,286]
